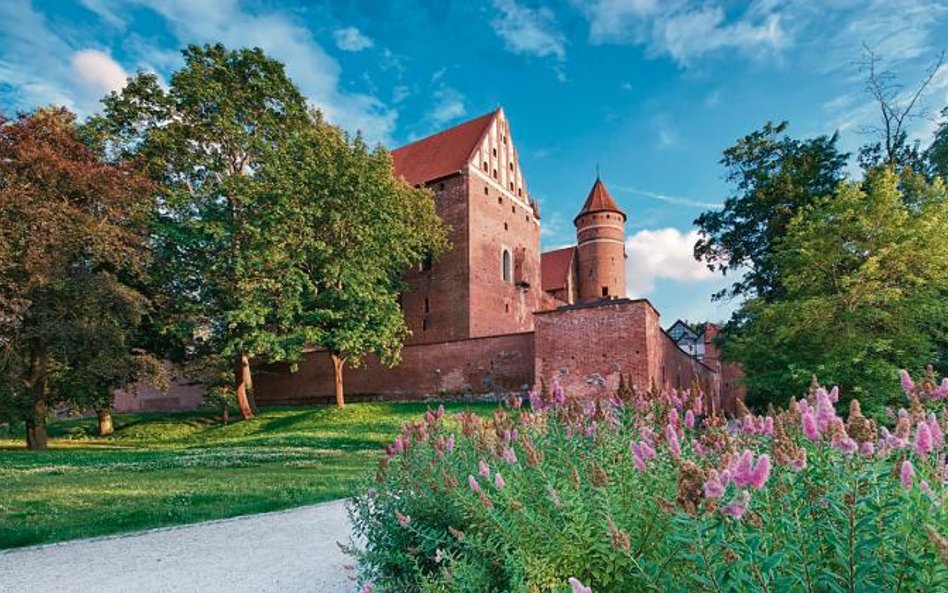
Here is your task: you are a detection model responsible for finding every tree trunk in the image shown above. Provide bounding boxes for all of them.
[221,402,229,425]
[234,352,254,420]
[96,408,114,436]
[25,347,48,451]
[331,353,346,409]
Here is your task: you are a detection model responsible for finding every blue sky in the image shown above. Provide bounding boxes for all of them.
[2,1,947,325]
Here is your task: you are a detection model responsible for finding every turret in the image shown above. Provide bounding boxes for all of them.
[574,177,627,302]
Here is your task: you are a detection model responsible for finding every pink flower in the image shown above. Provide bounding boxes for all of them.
[732,450,755,487]
[742,415,756,435]
[802,410,819,440]
[933,378,948,400]
[502,446,518,464]
[900,370,915,395]
[479,460,491,477]
[664,423,681,458]
[568,577,592,593]
[762,416,774,436]
[859,441,875,457]
[468,475,481,493]
[361,583,374,593]
[393,436,405,454]
[927,414,944,448]
[494,472,505,490]
[828,386,839,403]
[445,435,455,452]
[684,409,695,429]
[833,437,858,456]
[668,408,680,427]
[915,422,934,457]
[722,491,751,520]
[900,460,914,489]
[790,448,807,471]
[551,380,567,406]
[639,440,656,459]
[395,510,411,527]
[749,454,771,490]
[704,470,725,498]
[693,441,706,457]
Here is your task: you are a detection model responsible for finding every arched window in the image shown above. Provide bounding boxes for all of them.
[501,249,512,283]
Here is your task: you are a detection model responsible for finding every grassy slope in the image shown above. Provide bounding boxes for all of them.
[0,402,494,549]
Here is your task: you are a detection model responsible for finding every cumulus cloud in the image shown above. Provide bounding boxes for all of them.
[577,0,787,66]
[491,0,566,61]
[333,27,374,52]
[71,50,128,96]
[1,1,397,143]
[625,227,715,295]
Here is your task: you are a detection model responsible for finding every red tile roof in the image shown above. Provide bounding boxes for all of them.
[541,246,577,292]
[576,178,625,221]
[391,110,498,186]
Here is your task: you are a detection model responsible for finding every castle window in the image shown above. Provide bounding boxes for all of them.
[498,196,503,205]
[492,147,497,157]
[502,249,512,283]
[504,222,508,231]
[424,296,430,313]
[509,162,513,171]
[525,215,529,222]
[602,286,609,297]
[422,318,428,331]
[484,187,489,195]
[438,182,445,191]
[483,162,488,171]
[509,181,514,190]
[493,169,498,179]
[511,205,515,214]
[518,188,522,197]
[502,134,507,144]
[505,302,510,313]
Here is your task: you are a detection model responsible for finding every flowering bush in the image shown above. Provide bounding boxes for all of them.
[348,370,948,592]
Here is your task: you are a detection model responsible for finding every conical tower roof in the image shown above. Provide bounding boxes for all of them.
[574,177,625,223]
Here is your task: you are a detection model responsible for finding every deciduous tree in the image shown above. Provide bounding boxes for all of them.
[0,108,153,448]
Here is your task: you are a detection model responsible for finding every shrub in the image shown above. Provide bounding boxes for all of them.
[348,371,948,592]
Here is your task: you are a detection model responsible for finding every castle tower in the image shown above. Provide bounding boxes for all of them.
[574,177,627,302]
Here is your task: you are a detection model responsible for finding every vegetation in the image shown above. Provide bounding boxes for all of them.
[695,51,948,411]
[0,108,159,449]
[350,374,948,592]
[0,401,493,549]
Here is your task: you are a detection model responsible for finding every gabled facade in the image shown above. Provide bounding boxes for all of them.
[392,108,542,345]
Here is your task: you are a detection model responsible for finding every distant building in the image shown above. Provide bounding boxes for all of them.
[667,320,707,361]
[254,108,743,413]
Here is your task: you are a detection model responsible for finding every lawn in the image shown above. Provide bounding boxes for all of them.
[0,401,495,549]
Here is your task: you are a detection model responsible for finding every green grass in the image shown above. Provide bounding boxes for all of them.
[0,402,495,549]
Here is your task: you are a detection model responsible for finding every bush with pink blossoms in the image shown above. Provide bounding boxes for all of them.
[348,372,948,592]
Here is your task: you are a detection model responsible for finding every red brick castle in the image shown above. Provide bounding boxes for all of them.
[255,108,742,411]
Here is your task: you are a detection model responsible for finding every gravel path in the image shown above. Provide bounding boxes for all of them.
[0,500,359,593]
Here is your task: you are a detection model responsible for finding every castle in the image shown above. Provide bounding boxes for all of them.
[254,108,742,412]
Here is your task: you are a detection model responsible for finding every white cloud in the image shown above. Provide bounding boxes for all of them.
[491,0,566,62]
[71,50,128,96]
[1,1,397,143]
[333,27,374,52]
[578,0,788,66]
[615,186,722,209]
[429,86,466,125]
[625,228,715,295]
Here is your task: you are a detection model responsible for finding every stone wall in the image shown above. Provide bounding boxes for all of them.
[254,332,535,406]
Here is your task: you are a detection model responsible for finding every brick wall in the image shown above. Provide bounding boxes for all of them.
[402,173,470,345]
[534,298,725,406]
[254,332,535,406]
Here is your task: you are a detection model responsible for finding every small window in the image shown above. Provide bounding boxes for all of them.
[509,162,513,171]
[497,196,503,205]
[502,134,507,144]
[484,187,489,195]
[438,182,445,191]
[518,188,522,197]
[504,222,508,231]
[511,205,515,214]
[525,215,529,222]
[509,182,514,190]
[422,318,428,331]
[492,147,497,157]
[502,249,512,283]
[493,169,498,179]
[505,302,510,313]
[602,286,609,297]
[483,162,488,171]
[424,296,430,313]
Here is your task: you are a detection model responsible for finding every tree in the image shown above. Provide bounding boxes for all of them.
[265,115,448,407]
[694,122,848,302]
[723,168,948,413]
[91,44,311,420]
[0,108,154,448]
[925,107,948,180]
[857,45,944,173]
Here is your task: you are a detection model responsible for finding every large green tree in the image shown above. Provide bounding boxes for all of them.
[265,114,448,407]
[0,108,154,448]
[925,107,948,180]
[694,121,848,302]
[723,168,948,412]
[91,44,311,419]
